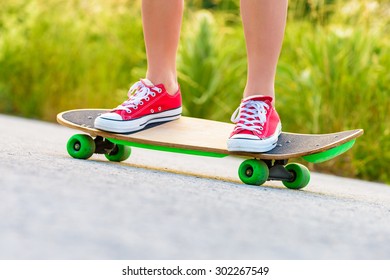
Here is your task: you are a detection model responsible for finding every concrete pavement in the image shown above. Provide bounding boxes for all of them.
[1,114,389,259]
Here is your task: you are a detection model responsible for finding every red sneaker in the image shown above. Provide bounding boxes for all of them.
[94,79,182,133]
[227,95,281,152]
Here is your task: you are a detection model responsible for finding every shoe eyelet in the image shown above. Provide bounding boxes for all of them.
[158,107,161,111]
[145,97,150,101]
[151,109,154,113]
[134,106,138,110]
[140,101,144,105]
[126,109,131,113]
[158,89,162,93]
[152,93,156,97]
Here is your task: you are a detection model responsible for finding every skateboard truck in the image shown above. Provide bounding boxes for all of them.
[238,158,310,189]
[266,160,295,182]
[66,134,131,162]
[94,136,116,154]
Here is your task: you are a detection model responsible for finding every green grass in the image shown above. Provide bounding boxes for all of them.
[0,0,389,184]
[0,0,145,118]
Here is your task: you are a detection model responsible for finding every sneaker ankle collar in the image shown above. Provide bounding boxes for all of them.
[140,78,172,95]
[242,95,273,103]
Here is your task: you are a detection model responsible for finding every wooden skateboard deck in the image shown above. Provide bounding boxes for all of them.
[57,109,363,189]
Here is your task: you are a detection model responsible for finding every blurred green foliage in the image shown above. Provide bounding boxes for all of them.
[0,0,389,183]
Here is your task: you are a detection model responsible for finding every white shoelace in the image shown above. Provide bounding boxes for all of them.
[231,100,270,134]
[114,81,162,113]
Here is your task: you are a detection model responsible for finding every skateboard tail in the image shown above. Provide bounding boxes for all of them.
[302,139,356,163]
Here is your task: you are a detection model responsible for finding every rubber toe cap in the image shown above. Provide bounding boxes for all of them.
[97,112,122,121]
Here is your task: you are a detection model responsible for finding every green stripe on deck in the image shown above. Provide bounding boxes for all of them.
[302,140,356,163]
[107,138,228,158]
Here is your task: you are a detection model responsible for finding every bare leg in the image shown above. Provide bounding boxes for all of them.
[142,0,183,94]
[240,0,288,102]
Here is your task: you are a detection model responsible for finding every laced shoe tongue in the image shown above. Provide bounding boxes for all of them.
[140,78,154,87]
[234,95,272,137]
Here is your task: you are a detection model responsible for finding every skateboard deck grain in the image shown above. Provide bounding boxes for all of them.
[57,109,363,160]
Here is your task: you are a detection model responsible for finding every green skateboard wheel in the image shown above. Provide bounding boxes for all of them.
[282,163,310,189]
[105,144,131,162]
[67,134,95,159]
[238,159,269,186]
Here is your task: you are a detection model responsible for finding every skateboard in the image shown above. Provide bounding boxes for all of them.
[57,109,363,189]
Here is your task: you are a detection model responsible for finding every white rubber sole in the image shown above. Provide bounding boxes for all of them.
[227,123,282,153]
[94,107,182,133]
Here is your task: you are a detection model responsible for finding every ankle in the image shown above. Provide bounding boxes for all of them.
[163,82,179,95]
